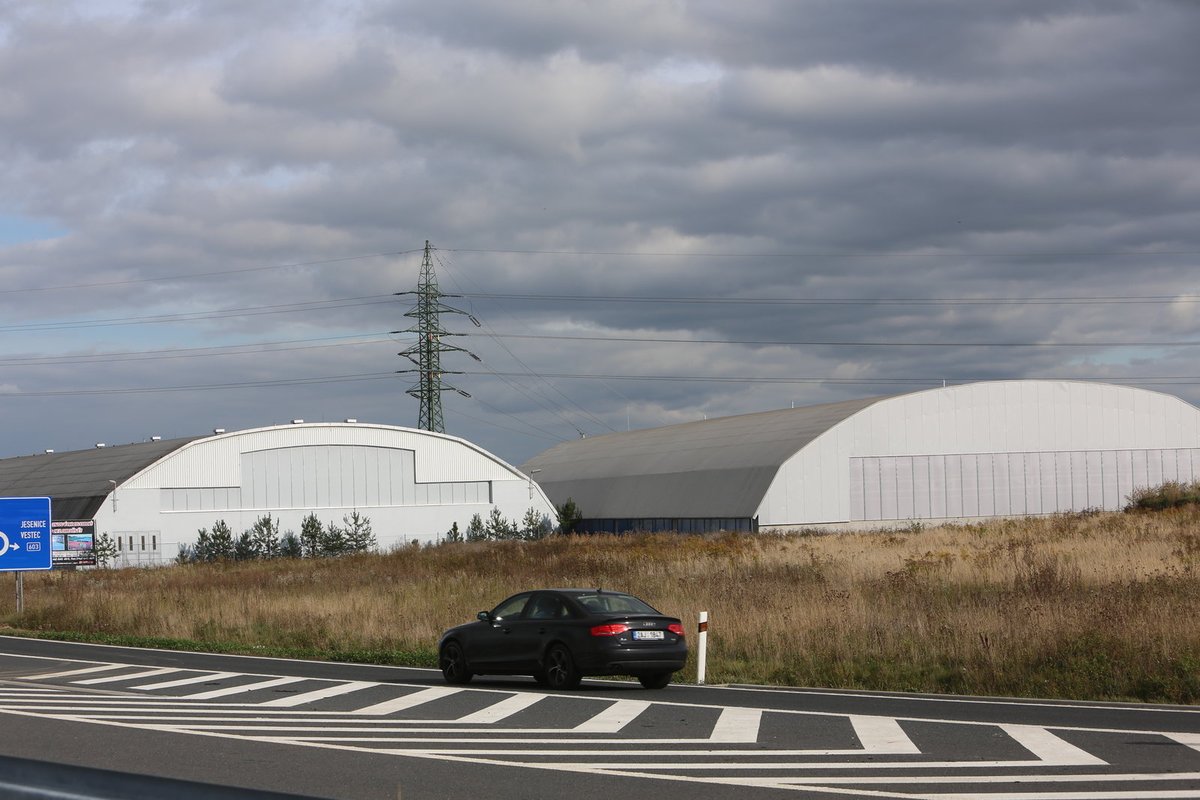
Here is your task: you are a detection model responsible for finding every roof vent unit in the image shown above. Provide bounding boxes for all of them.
[292,419,304,424]
[213,428,226,434]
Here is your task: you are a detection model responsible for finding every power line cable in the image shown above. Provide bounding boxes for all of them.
[445,247,1200,259]
[0,295,396,333]
[0,333,393,367]
[460,292,1200,307]
[0,251,421,296]
[432,251,613,436]
[490,333,1200,349]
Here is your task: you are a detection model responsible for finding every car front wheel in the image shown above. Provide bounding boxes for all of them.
[440,641,473,685]
[543,644,581,690]
[637,671,672,690]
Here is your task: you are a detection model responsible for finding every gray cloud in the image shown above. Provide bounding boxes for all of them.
[0,0,1197,466]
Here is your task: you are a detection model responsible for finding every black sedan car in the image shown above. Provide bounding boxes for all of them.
[438,589,687,690]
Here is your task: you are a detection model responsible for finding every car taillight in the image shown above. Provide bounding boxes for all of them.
[667,623,685,636]
[590,623,629,637]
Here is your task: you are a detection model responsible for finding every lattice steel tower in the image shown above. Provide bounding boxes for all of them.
[395,241,479,433]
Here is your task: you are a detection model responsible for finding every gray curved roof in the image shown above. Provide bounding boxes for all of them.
[0,436,203,521]
[521,395,891,518]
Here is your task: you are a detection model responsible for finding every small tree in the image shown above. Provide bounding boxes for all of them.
[94,532,119,568]
[300,513,323,558]
[278,531,303,559]
[557,498,582,534]
[343,511,376,553]
[193,528,213,562]
[249,514,281,559]
[234,531,257,561]
[209,520,235,560]
[445,521,462,544]
[465,513,486,542]
[486,507,518,540]
[520,508,551,540]
[320,521,348,557]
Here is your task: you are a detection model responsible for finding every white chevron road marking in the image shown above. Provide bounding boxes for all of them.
[132,671,240,690]
[349,686,460,715]
[73,667,179,685]
[708,706,762,742]
[176,676,309,700]
[573,699,650,733]
[26,664,126,681]
[258,680,375,708]
[849,714,921,754]
[455,692,545,723]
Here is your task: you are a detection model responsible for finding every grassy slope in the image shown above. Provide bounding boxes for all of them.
[5,507,1200,702]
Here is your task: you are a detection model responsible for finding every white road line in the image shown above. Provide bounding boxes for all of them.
[929,792,1200,800]
[73,668,179,686]
[350,687,460,716]
[849,715,921,754]
[708,706,762,743]
[132,672,239,690]
[775,772,1200,786]
[25,664,123,680]
[455,693,545,724]
[178,676,308,700]
[1000,724,1108,765]
[257,681,376,708]
[573,700,650,733]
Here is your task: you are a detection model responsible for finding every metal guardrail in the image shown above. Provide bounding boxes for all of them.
[0,754,326,800]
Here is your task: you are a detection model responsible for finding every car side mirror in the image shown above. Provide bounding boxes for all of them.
[477,611,491,622]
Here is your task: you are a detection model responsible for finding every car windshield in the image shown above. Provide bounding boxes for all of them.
[574,593,659,615]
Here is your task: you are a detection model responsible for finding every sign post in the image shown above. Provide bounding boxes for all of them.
[0,497,53,614]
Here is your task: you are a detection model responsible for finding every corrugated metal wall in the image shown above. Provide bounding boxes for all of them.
[848,448,1200,521]
[758,381,1200,526]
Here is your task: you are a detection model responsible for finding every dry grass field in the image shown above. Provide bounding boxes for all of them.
[6,507,1200,702]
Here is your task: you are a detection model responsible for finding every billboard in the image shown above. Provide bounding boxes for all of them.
[51,519,96,567]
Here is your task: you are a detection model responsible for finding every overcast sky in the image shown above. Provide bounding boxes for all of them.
[0,0,1197,468]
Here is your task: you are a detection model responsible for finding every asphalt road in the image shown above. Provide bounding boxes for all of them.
[2,635,1200,799]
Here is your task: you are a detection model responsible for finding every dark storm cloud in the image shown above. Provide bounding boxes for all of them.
[0,0,1197,464]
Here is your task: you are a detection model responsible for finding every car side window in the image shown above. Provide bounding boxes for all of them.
[526,594,566,620]
[491,593,532,620]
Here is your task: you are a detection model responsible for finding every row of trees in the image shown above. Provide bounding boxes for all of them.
[94,498,586,567]
[178,511,376,563]
[444,507,559,542]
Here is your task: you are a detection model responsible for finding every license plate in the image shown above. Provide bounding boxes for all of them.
[632,629,664,641]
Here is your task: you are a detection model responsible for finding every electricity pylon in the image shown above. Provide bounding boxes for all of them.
[394,241,480,433]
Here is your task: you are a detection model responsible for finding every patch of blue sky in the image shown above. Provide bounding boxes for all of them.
[1073,346,1172,367]
[0,215,68,246]
[645,58,724,86]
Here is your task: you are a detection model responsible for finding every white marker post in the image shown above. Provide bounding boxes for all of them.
[696,611,709,685]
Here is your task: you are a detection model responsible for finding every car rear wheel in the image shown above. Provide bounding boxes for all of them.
[637,671,672,690]
[543,644,581,690]
[440,641,473,685]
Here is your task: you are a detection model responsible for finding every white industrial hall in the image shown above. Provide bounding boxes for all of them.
[0,422,555,565]
[522,380,1200,533]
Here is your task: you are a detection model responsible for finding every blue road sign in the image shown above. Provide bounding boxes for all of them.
[0,497,52,572]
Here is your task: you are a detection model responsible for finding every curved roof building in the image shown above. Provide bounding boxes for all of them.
[521,381,1200,532]
[0,422,555,565]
